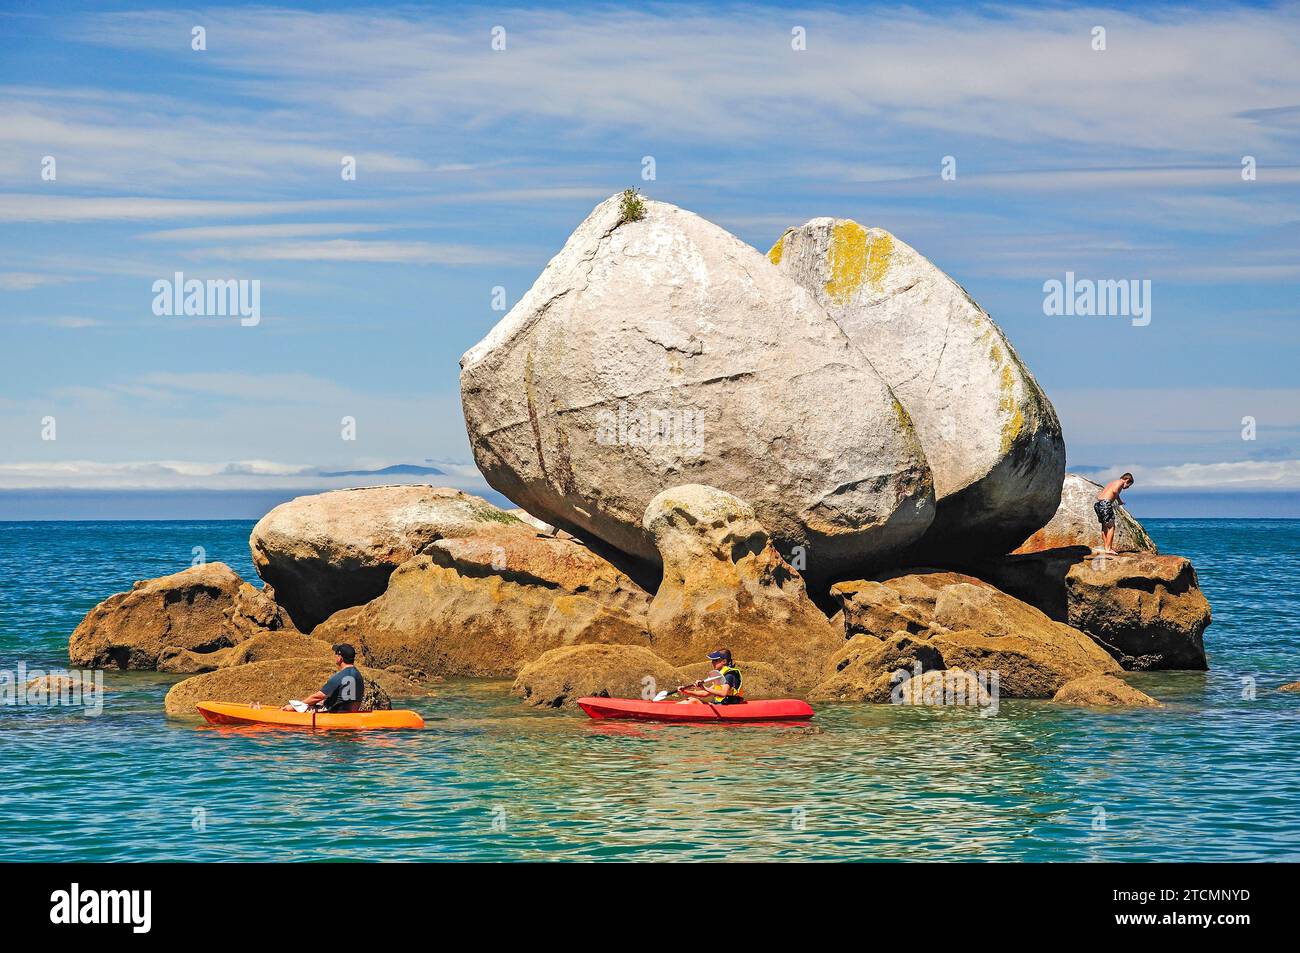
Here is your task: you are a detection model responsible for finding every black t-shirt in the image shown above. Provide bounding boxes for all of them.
[322,665,364,712]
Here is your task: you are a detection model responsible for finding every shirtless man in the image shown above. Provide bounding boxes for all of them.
[1094,473,1134,555]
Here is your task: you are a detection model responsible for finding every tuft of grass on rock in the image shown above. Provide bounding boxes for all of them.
[471,503,521,524]
[617,188,646,225]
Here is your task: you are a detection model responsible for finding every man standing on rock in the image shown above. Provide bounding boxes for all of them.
[1094,473,1134,555]
[282,643,364,713]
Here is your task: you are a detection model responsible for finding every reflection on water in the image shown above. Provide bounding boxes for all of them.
[1,519,1298,861]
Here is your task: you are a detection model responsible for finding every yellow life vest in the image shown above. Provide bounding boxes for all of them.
[712,664,743,698]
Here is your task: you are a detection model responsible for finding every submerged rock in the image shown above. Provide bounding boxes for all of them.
[22,673,111,698]
[69,563,295,671]
[460,194,934,583]
[976,551,1210,670]
[770,218,1064,560]
[1053,674,1162,707]
[313,526,652,678]
[249,485,521,632]
[896,668,994,707]
[1014,474,1157,555]
[512,644,680,709]
[163,657,424,717]
[641,485,842,691]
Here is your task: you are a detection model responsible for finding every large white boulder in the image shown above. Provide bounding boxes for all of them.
[460,195,935,580]
[769,219,1065,558]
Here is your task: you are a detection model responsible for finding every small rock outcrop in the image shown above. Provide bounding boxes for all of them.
[641,485,842,691]
[249,485,521,631]
[976,551,1210,670]
[1053,674,1162,707]
[512,644,680,709]
[770,218,1065,560]
[810,633,946,703]
[811,570,1120,701]
[157,630,334,675]
[459,194,936,583]
[68,563,295,670]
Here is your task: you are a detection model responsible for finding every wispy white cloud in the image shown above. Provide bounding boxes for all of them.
[198,238,532,265]
[8,314,106,328]
[0,193,380,223]
[0,271,81,290]
[138,222,406,242]
[1092,459,1300,490]
[75,5,1300,152]
[0,458,494,493]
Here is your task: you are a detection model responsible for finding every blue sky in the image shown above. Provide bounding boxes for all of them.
[2,1,1299,516]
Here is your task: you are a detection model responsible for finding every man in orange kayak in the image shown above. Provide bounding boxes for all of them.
[677,649,745,705]
[281,643,364,713]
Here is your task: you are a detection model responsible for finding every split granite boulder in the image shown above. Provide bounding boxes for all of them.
[769,218,1065,561]
[459,194,935,584]
[249,485,522,632]
[313,524,652,678]
[641,485,843,691]
[68,562,296,671]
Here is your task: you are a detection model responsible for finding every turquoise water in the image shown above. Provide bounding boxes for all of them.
[1,519,1297,861]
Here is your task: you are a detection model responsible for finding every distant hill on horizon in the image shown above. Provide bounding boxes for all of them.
[316,464,445,478]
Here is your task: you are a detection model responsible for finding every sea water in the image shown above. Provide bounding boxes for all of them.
[1,519,1296,861]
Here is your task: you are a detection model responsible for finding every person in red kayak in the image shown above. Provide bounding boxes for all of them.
[281,643,364,713]
[677,649,745,705]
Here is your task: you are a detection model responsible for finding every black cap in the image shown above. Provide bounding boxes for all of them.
[332,643,356,663]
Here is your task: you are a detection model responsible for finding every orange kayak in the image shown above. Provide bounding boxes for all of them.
[195,701,424,730]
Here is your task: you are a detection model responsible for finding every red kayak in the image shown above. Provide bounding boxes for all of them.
[577,696,814,723]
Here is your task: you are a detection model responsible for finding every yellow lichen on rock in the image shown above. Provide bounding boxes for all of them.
[767,236,785,265]
[824,222,894,304]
